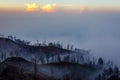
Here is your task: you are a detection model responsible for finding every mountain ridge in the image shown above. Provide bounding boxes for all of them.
[0,37,91,65]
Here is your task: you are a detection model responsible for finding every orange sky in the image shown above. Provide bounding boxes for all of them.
[0,3,120,13]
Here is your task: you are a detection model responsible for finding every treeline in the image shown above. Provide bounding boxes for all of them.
[0,34,89,53]
[95,66,120,80]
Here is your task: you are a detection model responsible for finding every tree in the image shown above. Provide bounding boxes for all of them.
[14,50,19,57]
[96,66,120,80]
[14,39,30,46]
[114,66,119,75]
[0,51,6,62]
[95,74,101,80]
[55,41,62,48]
[10,51,13,57]
[107,60,113,67]
[57,55,61,62]
[42,40,46,46]
[107,67,113,76]
[98,57,104,65]
[70,45,73,50]
[92,57,96,65]
[8,35,14,40]
[31,54,39,80]
[67,44,70,50]
[48,42,53,46]
[36,40,41,46]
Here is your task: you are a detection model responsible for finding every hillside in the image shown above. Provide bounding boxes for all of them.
[0,57,99,80]
[0,37,91,64]
[0,37,119,80]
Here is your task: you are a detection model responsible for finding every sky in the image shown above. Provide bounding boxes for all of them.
[0,0,120,12]
[0,1,120,67]
[1,0,120,6]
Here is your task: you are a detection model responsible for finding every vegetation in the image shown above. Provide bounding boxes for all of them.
[0,34,120,80]
[0,34,89,53]
[95,66,120,80]
[98,57,104,65]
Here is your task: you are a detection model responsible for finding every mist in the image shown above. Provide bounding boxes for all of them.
[0,10,120,67]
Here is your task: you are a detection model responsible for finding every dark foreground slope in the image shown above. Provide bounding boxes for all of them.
[0,57,99,80]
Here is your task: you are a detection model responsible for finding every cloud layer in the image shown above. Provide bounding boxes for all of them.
[0,10,120,67]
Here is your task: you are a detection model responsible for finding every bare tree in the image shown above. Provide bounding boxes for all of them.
[0,51,2,63]
[8,35,14,40]
[10,50,19,57]
[42,40,46,46]
[70,45,73,50]
[31,54,39,80]
[67,44,70,50]
[10,51,14,57]
[36,40,41,46]
[0,51,6,62]
[14,50,19,57]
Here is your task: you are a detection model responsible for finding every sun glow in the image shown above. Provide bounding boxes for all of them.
[25,3,39,11]
[80,7,85,13]
[41,4,56,12]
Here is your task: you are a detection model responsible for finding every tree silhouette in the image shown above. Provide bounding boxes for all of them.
[67,44,70,50]
[0,51,6,62]
[98,57,104,65]
[31,54,39,80]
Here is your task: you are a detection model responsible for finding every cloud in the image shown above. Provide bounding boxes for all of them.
[24,3,57,12]
[41,4,56,12]
[60,5,86,13]
[25,3,39,11]
[24,3,86,13]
